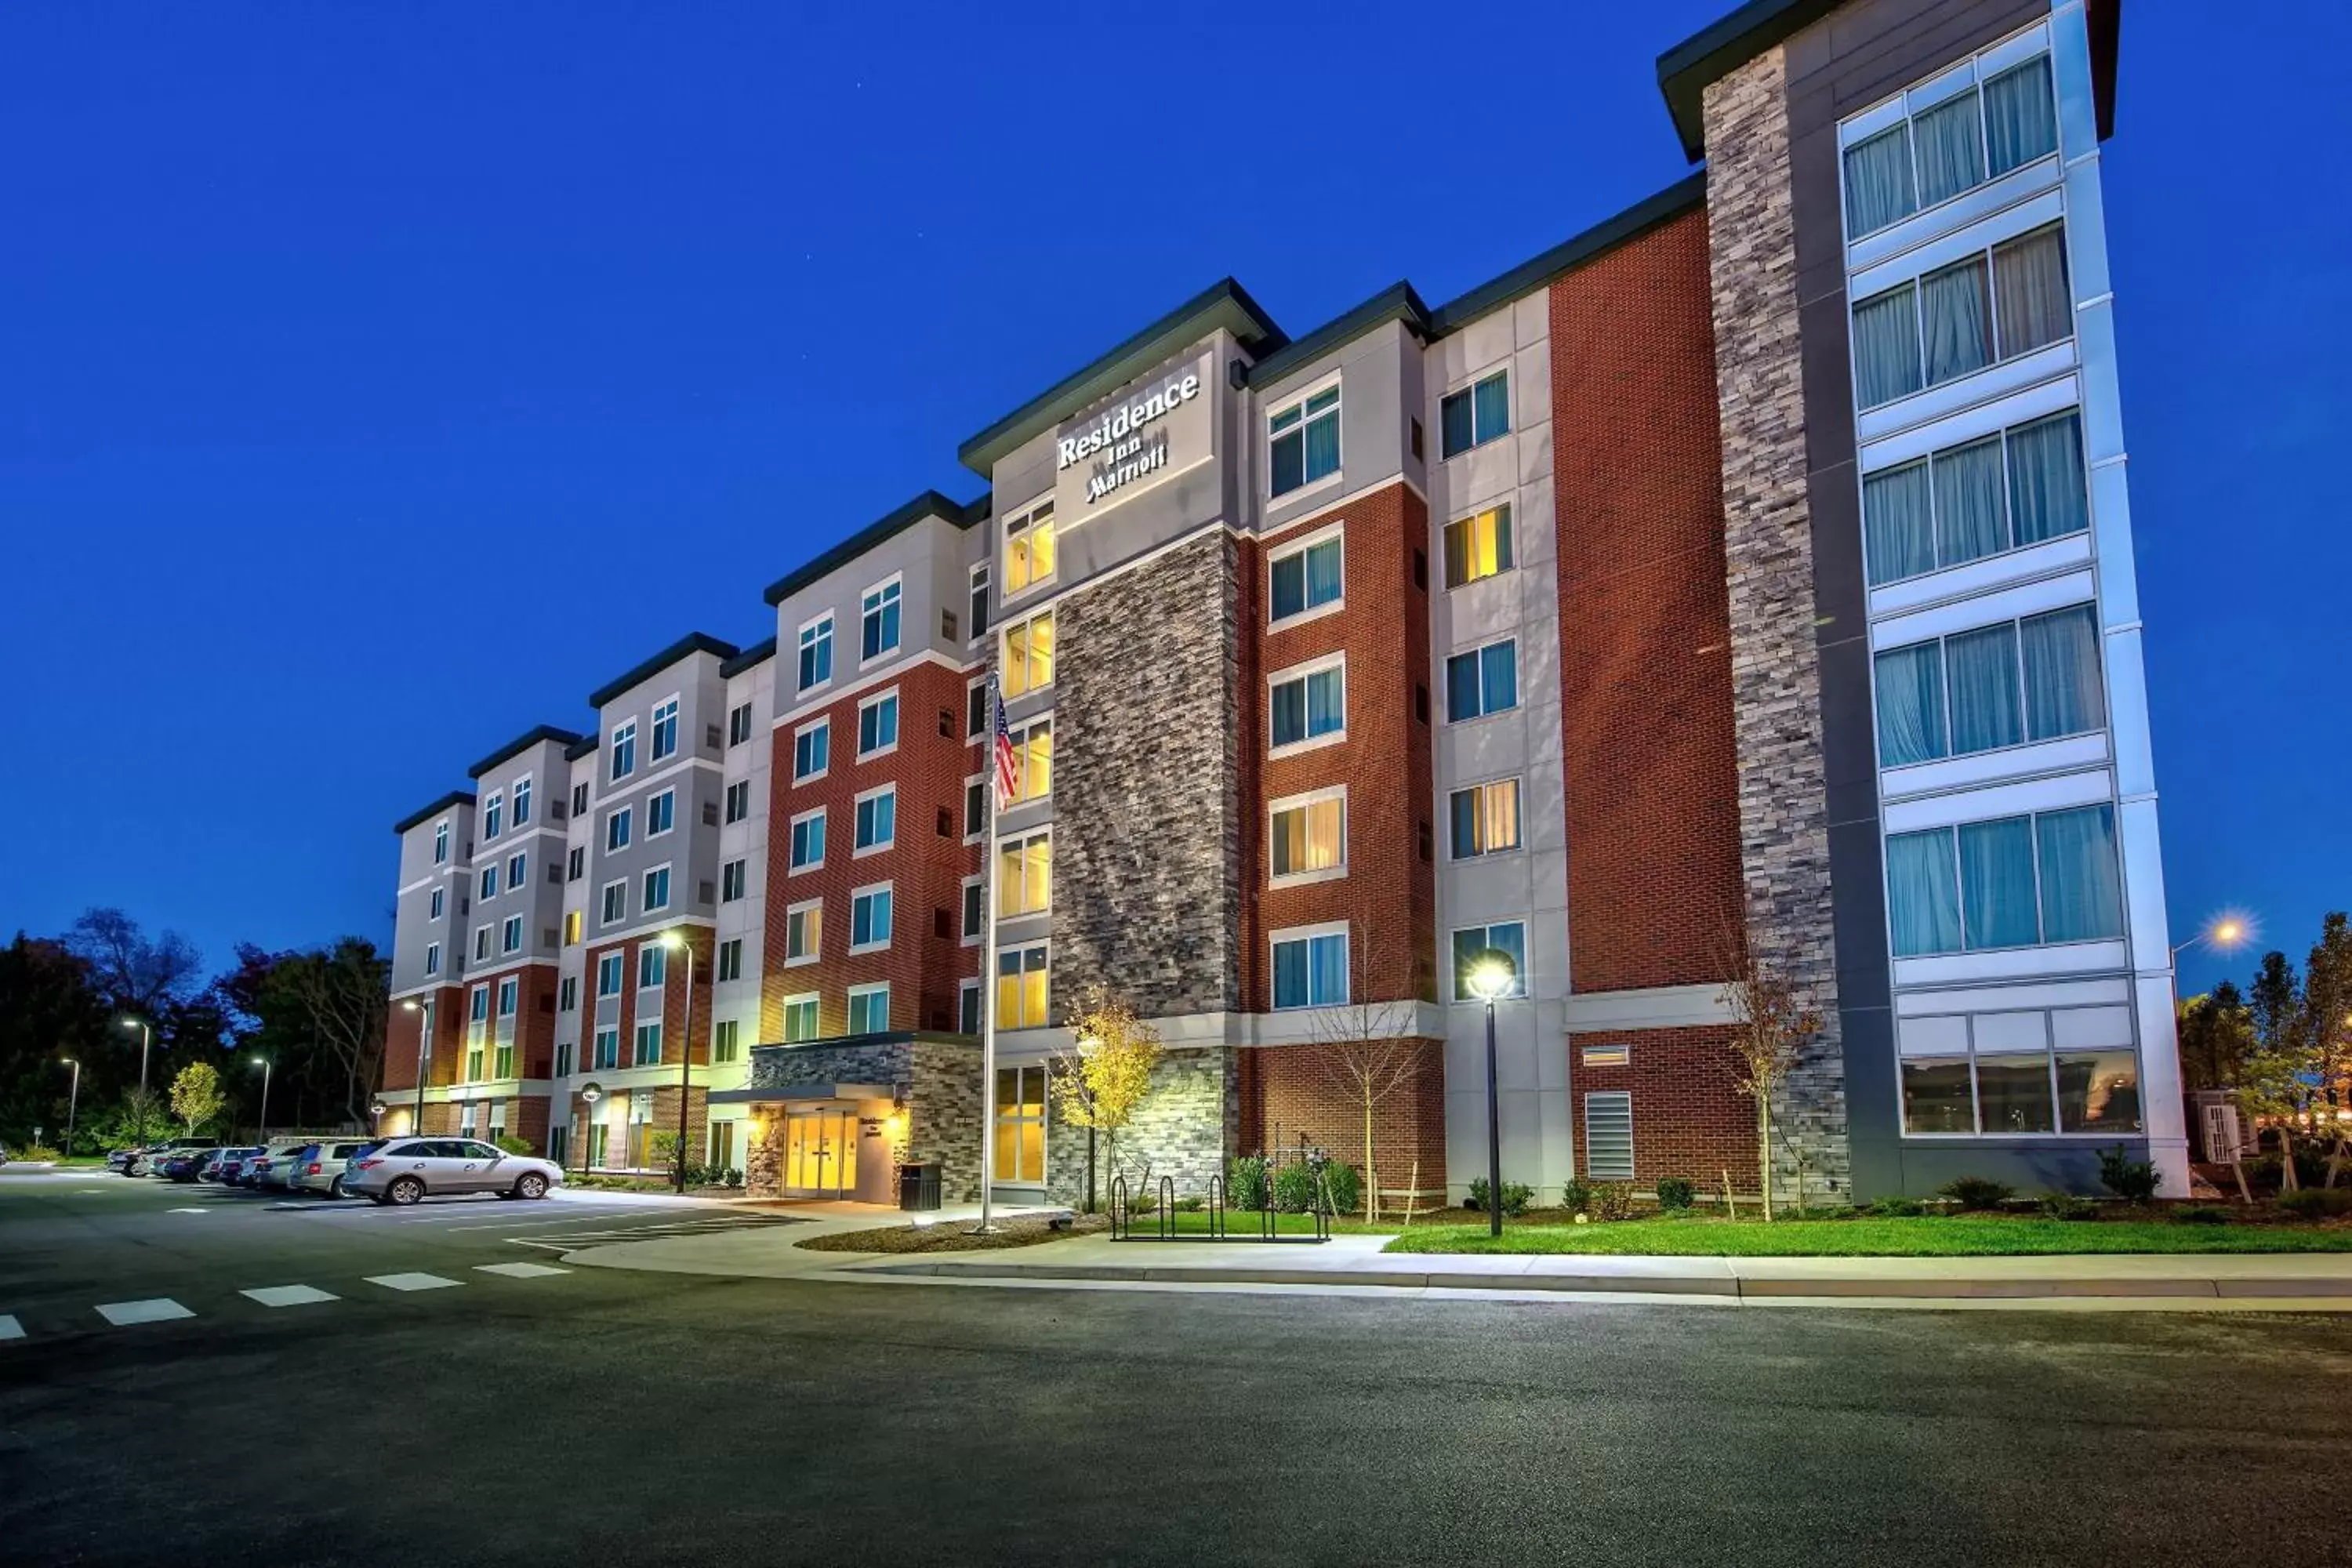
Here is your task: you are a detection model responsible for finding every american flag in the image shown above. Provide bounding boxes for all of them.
[991,686,1020,808]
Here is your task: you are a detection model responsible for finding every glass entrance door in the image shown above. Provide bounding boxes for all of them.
[783,1111,858,1197]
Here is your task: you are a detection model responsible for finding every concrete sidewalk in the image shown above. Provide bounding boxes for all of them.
[555,1213,2352,1312]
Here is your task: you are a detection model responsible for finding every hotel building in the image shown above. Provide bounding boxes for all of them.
[383,0,2189,1202]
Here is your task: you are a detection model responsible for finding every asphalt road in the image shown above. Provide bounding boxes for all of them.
[4,1168,2350,1566]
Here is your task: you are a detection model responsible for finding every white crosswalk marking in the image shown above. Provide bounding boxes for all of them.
[0,1313,24,1341]
[96,1298,194,1326]
[365,1272,463,1293]
[241,1284,339,1308]
[474,1261,570,1279]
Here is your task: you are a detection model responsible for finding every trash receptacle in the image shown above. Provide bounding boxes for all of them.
[898,1161,942,1211]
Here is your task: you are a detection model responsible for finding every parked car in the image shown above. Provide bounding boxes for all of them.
[245,1142,318,1192]
[127,1138,216,1177]
[158,1149,216,1181]
[201,1146,265,1183]
[344,1138,562,1206]
[286,1139,378,1199]
[107,1145,154,1174]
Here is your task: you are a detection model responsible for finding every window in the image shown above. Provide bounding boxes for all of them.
[853,788,897,855]
[782,993,820,1043]
[963,878,985,940]
[995,1065,1047,1183]
[789,808,826,873]
[969,564,991,641]
[592,1026,620,1071]
[959,981,982,1036]
[717,938,742,982]
[1269,789,1345,883]
[554,1040,573,1079]
[609,721,637,782]
[857,691,899,757]
[568,846,584,882]
[1271,927,1348,1010]
[645,789,673,837]
[967,680,989,741]
[1875,602,2104,767]
[648,698,677,763]
[1004,501,1055,596]
[1851,223,2071,408]
[1268,383,1340,497]
[606,808,632,852]
[1006,717,1051,803]
[564,909,582,945]
[480,866,498,902]
[996,944,1049,1029]
[1886,802,2123,957]
[466,986,488,1080]
[512,775,532,828]
[859,578,902,662]
[724,779,750,825]
[1269,656,1345,750]
[424,942,441,977]
[1443,505,1514,588]
[634,1022,662,1066]
[1449,779,1523,858]
[1902,1007,2141,1138]
[641,865,670,913]
[1269,528,1343,623]
[1583,1092,1634,1180]
[848,983,890,1036]
[1583,1042,1630,1068]
[966,779,987,840]
[433,821,450,864]
[483,791,504,840]
[495,979,518,1077]
[996,830,1051,917]
[572,782,589,818]
[851,885,894,951]
[506,851,524,889]
[501,916,522,955]
[1001,610,1055,698]
[637,944,667,990]
[797,615,834,691]
[785,901,822,964]
[1863,410,2088,586]
[558,975,577,1012]
[720,859,746,903]
[794,718,829,782]
[728,702,753,747]
[430,887,445,920]
[1452,921,1529,1000]
[473,926,491,962]
[712,1018,740,1064]
[601,880,626,925]
[1842,50,2058,239]
[597,953,623,997]
[1439,369,1509,457]
[1445,639,1518,722]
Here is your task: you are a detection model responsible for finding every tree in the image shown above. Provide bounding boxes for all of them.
[1717,924,1824,1221]
[2297,913,2352,1186]
[2245,949,2310,1190]
[215,939,389,1129]
[1308,997,1422,1223]
[2176,980,2257,1092]
[0,935,117,1150]
[169,1060,225,1135]
[1050,989,1163,1211]
[63,908,202,1014]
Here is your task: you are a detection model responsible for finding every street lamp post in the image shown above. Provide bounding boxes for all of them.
[660,931,697,1194]
[401,997,434,1137]
[1464,949,1520,1240]
[252,1056,273,1142]
[60,1058,81,1154]
[120,1018,154,1144]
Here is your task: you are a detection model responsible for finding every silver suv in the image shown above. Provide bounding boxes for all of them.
[344,1138,562,1206]
[286,1139,378,1198]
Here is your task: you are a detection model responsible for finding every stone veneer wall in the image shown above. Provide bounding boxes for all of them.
[906,1040,984,1203]
[1044,1045,1235,1206]
[1051,530,1242,1018]
[1702,46,1852,1203]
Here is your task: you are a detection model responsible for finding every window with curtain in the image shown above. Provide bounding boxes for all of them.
[1270,793,1345,880]
[1921,257,1992,386]
[1270,662,1345,748]
[1945,622,2022,755]
[1991,225,2070,357]
[1875,601,2104,768]
[1886,828,1962,956]
[1982,54,2058,177]
[2007,412,2087,544]
[1269,533,1343,622]
[2020,604,2103,739]
[1842,48,2056,242]
[1852,282,1922,408]
[1911,89,1984,208]
[1445,641,1518,722]
[1443,505,1514,587]
[1862,409,2088,586]
[1269,387,1341,498]
[1272,931,1349,1008]
[1958,815,2038,949]
[1933,435,2007,568]
[1887,804,2123,958]
[1863,462,1934,583]
[1451,922,1528,1000]
[2036,804,2122,942]
[1874,641,1944,766]
[1843,122,1915,237]
[1449,779,1522,858]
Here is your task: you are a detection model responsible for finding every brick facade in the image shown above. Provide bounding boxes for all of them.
[1236,1037,1446,1196]
[1568,1026,1756,1192]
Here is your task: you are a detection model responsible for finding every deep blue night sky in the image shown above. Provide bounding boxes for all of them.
[2,2,2343,996]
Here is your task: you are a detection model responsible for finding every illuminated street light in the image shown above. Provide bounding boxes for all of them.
[1465,949,1519,1239]
[252,1055,273,1142]
[119,1018,153,1145]
[659,931,697,1193]
[401,996,434,1138]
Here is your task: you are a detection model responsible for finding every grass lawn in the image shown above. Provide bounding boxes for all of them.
[1381,1215,2352,1256]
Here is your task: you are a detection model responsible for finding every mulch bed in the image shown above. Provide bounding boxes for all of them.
[795,1213,1112,1254]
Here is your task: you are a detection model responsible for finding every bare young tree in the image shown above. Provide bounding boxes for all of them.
[64,907,201,1014]
[278,939,392,1127]
[1308,997,1423,1223]
[1716,923,1823,1221]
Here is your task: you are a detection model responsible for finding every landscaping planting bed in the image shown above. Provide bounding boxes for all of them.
[1384,1212,2352,1257]
[795,1213,1112,1254]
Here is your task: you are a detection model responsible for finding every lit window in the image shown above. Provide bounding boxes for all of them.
[651,698,678,762]
[996,829,1051,917]
[1271,929,1348,1009]
[994,1065,1046,1181]
[1006,717,1051,803]
[861,579,902,662]
[1269,792,1345,881]
[1269,657,1345,750]
[793,719,829,782]
[847,983,890,1036]
[1004,501,1055,595]
[857,691,899,757]
[564,909,582,946]
[850,886,894,951]
[1449,779,1522,858]
[1452,921,1529,1000]
[1439,369,1509,457]
[609,721,637,782]
[1445,640,1518,722]
[996,944,1049,1029]
[1269,384,1340,498]
[1269,529,1343,622]
[797,615,834,692]
[1001,611,1055,698]
[785,901,822,964]
[1443,505,1514,588]
[782,994,820,1043]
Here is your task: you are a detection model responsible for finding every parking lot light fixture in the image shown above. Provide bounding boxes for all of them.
[659,930,696,1193]
[120,1017,153,1144]
[252,1056,273,1142]
[60,1058,81,1153]
[1464,949,1519,1239]
[401,996,433,1138]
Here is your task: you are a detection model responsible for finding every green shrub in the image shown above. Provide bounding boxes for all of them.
[1172,1195,1205,1212]
[6,1145,63,1163]
[1559,1177,1592,1214]
[1227,1156,1269,1211]
[1939,1177,2016,1211]
[2244,1149,2331,1192]
[1867,1196,1927,1217]
[2172,1204,2232,1225]
[2279,1188,2352,1219]
[1316,1161,1361,1217]
[2037,1192,2100,1221]
[1272,1162,1319,1214]
[495,1134,534,1156]
[2096,1145,2160,1203]
[1591,1181,1635,1221]
[1653,1176,1696,1211]
[1465,1177,1533,1217]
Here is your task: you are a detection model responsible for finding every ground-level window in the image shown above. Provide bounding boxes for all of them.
[995,1065,1046,1183]
[707,1120,737,1175]
[1584,1091,1634,1180]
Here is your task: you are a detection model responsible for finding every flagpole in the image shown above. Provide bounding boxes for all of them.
[976,669,1002,1234]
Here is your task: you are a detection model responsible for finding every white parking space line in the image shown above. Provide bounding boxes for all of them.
[96,1298,195,1326]
[0,1314,24,1341]
[241,1285,340,1308]
[167,1207,210,1214]
[364,1272,463,1293]
[474,1262,570,1279]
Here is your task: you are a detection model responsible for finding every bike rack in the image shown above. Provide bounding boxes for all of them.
[1104,1165,1330,1243]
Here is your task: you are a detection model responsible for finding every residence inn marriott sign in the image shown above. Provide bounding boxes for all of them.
[1055,354,1210,511]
